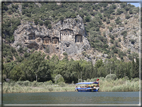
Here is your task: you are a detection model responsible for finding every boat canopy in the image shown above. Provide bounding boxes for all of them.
[76,82,99,85]
[76,82,94,85]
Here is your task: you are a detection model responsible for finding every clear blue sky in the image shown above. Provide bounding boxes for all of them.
[120,0,141,7]
[129,3,140,7]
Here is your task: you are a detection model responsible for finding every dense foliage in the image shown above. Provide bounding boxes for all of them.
[2,51,140,83]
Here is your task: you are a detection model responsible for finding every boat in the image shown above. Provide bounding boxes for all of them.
[75,79,99,92]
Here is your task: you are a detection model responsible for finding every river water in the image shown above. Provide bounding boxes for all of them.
[3,92,140,105]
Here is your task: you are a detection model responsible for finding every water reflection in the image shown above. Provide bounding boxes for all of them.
[3,92,139,104]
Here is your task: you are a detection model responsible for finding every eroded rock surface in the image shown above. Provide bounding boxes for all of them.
[12,15,90,57]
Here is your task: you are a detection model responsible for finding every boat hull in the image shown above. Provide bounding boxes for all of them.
[76,88,99,92]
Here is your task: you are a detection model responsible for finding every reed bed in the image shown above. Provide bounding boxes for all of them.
[99,78,140,92]
[3,78,141,93]
[3,81,76,93]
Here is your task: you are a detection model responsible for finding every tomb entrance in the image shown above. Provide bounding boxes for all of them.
[28,32,35,40]
[52,37,59,44]
[37,38,41,42]
[75,34,82,43]
[44,36,51,44]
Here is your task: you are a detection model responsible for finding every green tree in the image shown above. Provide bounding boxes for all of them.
[85,16,91,22]
[28,52,48,81]
[44,20,51,26]
[95,59,103,68]
[48,24,52,29]
[34,19,38,25]
[10,64,25,81]
[55,74,64,84]
[63,52,68,61]
[3,62,16,79]
[39,20,43,26]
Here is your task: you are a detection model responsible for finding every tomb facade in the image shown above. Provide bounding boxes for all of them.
[28,32,35,40]
[60,29,73,41]
[12,15,90,56]
[43,36,51,44]
[52,37,59,44]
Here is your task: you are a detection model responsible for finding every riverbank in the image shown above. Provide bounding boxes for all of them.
[3,78,141,93]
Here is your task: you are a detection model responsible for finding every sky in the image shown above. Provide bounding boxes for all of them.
[120,0,141,7]
[129,3,140,7]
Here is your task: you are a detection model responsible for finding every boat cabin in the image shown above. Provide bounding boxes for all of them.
[75,80,99,92]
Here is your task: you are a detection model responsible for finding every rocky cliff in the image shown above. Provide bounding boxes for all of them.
[12,15,90,60]
[3,2,140,63]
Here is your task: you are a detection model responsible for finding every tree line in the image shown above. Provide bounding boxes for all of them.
[2,51,140,83]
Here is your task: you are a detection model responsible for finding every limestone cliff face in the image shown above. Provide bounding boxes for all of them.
[12,15,90,57]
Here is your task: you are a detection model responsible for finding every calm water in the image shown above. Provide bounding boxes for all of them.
[3,92,139,104]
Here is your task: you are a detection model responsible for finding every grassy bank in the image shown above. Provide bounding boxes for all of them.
[3,78,141,93]
[99,78,140,92]
[3,81,76,93]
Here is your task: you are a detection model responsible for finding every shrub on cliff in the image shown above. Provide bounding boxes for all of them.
[106,19,110,24]
[115,17,121,24]
[116,9,124,15]
[125,14,130,19]
[85,15,91,22]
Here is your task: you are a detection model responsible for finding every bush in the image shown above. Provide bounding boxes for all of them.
[106,19,110,24]
[45,80,53,85]
[78,79,82,82]
[37,82,43,86]
[99,77,105,81]
[23,80,30,86]
[118,38,121,42]
[86,79,91,82]
[120,3,126,8]
[34,19,38,25]
[125,14,130,19]
[32,81,37,87]
[115,17,121,25]
[85,16,91,22]
[110,40,113,44]
[109,27,113,32]
[124,20,127,24]
[63,52,68,56]
[105,74,117,81]
[16,81,23,86]
[116,9,123,15]
[55,74,64,84]
[48,24,52,29]
[130,39,135,44]
[102,17,106,22]
[110,16,114,20]
[10,81,16,86]
[48,87,53,92]
[39,20,43,26]
[121,31,127,37]
[58,82,65,87]
[44,20,51,26]
[123,76,129,80]
[129,9,133,14]
[132,78,139,82]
